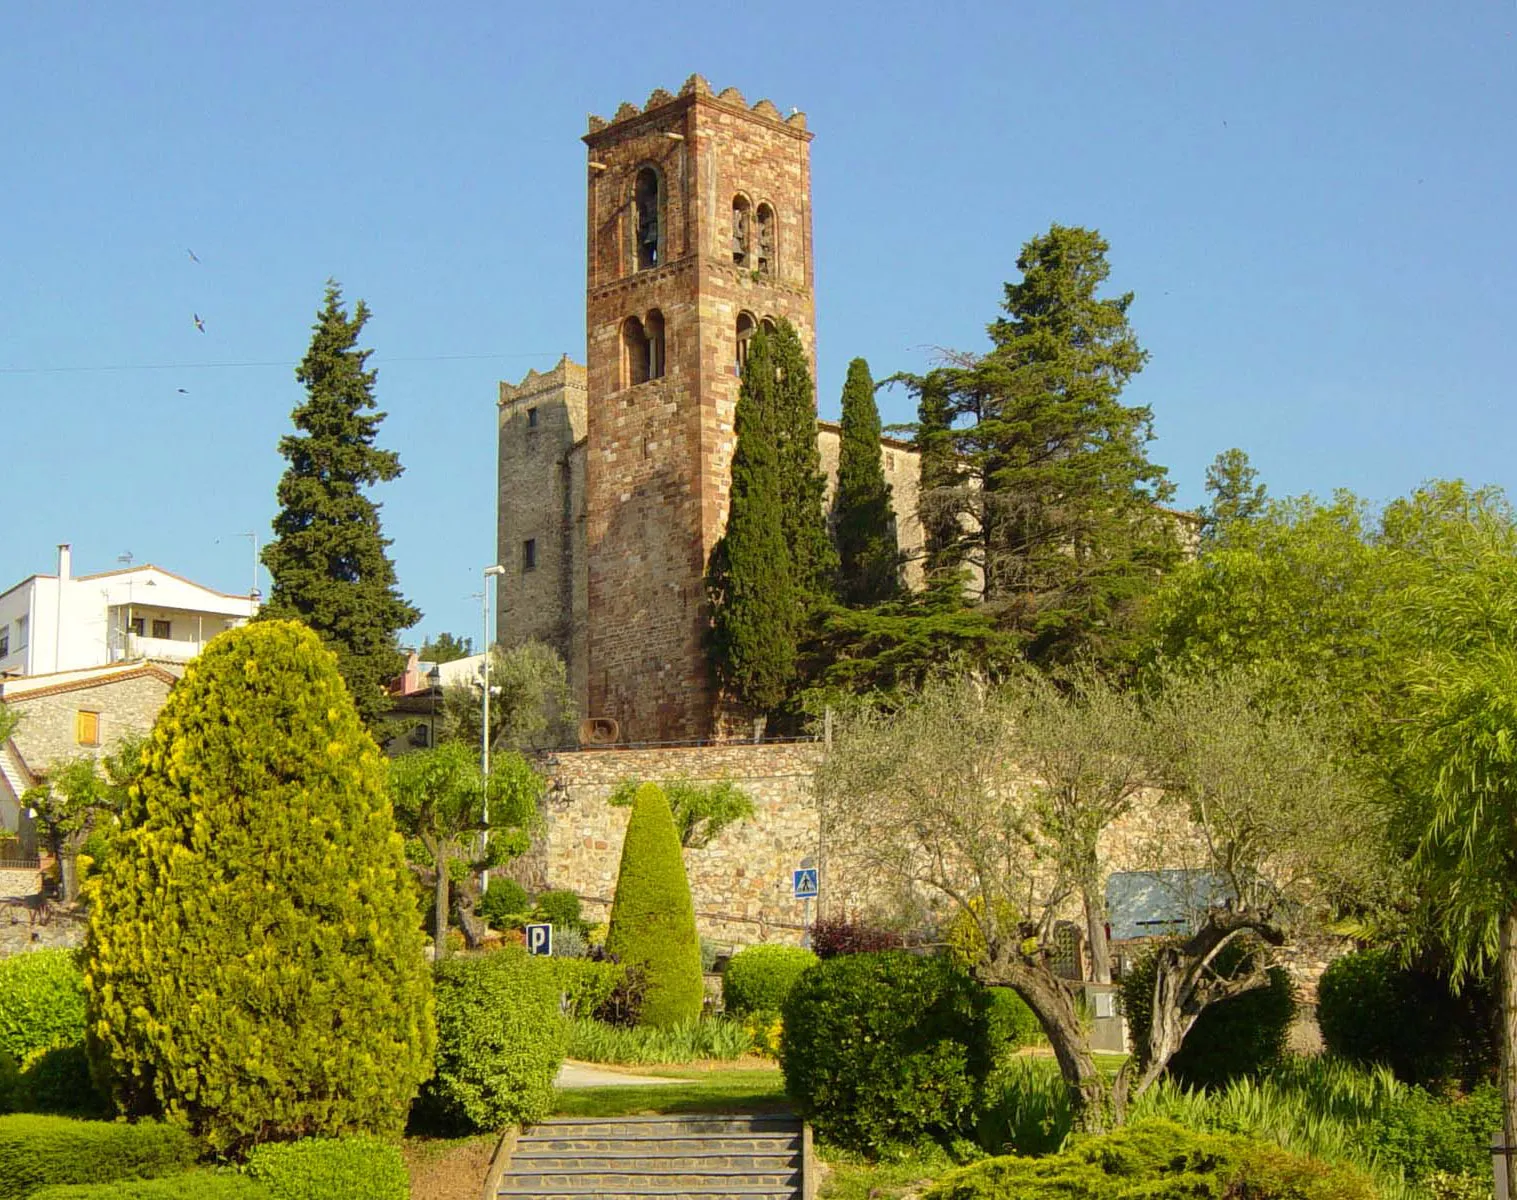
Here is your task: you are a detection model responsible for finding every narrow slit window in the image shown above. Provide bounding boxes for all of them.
[731,196,750,266]
[623,316,651,387]
[526,407,538,429]
[646,309,666,380]
[755,203,775,275]
[634,167,662,270]
[522,538,537,572]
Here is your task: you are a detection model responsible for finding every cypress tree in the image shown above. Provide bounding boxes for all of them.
[768,320,837,602]
[707,329,802,712]
[83,621,434,1154]
[914,368,966,578]
[832,357,901,606]
[605,783,704,1028]
[259,280,421,725]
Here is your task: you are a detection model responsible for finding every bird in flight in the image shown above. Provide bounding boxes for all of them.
[177,388,188,394]
[193,314,206,333]
[186,248,200,263]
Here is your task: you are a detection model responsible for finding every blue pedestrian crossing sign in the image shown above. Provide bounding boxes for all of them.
[526,923,553,956]
[792,867,819,899]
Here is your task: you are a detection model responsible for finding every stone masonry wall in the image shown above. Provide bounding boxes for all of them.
[8,671,172,772]
[531,742,825,945]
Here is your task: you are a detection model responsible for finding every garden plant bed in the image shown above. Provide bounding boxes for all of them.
[402,1134,498,1200]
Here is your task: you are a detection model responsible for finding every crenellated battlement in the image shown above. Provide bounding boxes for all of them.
[585,74,807,136]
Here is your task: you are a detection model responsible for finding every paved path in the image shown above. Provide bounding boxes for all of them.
[554,1060,679,1088]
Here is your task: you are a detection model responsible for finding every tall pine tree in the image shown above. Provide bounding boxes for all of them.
[901,224,1179,668]
[706,328,802,712]
[768,320,837,603]
[832,357,901,606]
[259,281,420,725]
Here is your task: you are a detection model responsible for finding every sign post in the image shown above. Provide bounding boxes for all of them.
[525,923,553,957]
[793,862,819,945]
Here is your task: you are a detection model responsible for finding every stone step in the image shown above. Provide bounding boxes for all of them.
[496,1192,796,1200]
[510,1151,799,1172]
[504,1169,800,1189]
[516,1135,800,1155]
[529,1114,797,1139]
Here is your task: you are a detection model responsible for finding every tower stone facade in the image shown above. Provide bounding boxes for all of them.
[582,78,815,742]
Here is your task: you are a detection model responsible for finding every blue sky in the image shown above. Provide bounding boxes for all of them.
[4,2,1513,644]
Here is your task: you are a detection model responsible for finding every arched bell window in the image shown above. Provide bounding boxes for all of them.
[634,167,662,271]
[623,316,651,387]
[755,203,776,275]
[731,195,751,267]
[645,309,666,380]
[735,311,757,374]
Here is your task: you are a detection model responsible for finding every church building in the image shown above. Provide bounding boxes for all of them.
[496,77,922,744]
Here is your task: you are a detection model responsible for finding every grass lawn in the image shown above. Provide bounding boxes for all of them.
[551,1063,789,1119]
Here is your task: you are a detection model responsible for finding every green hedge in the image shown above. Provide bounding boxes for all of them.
[535,890,583,932]
[551,957,626,1020]
[1317,948,1497,1088]
[0,951,87,1066]
[12,1044,110,1117]
[986,987,1043,1056]
[923,1119,1377,1199]
[422,947,568,1132]
[0,1115,198,1199]
[780,951,991,1154]
[245,1137,408,1200]
[1120,939,1295,1089]
[722,945,817,1018]
[476,879,531,930]
[29,1175,269,1199]
[605,784,703,1028]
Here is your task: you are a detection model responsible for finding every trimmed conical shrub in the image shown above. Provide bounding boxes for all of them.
[82,620,435,1154]
[605,783,703,1028]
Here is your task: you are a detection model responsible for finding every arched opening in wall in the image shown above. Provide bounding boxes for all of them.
[731,195,751,267]
[622,316,651,387]
[735,311,757,374]
[645,309,666,379]
[760,316,777,337]
[755,203,776,275]
[634,167,662,271]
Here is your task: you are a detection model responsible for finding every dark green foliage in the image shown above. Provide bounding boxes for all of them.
[779,951,992,1153]
[922,1119,1377,1200]
[83,621,435,1154]
[833,358,900,606]
[768,320,837,604]
[707,328,802,712]
[1317,948,1497,1088]
[258,281,420,726]
[423,947,568,1133]
[0,951,86,1065]
[1358,1082,1500,1183]
[1121,940,1295,1089]
[0,1115,198,1199]
[605,784,704,1028]
[721,945,818,1018]
[608,777,756,848]
[898,225,1179,668]
[535,889,583,931]
[0,1052,18,1114]
[29,1177,270,1200]
[986,987,1045,1055]
[551,958,628,1020]
[13,1045,109,1117]
[418,632,472,664]
[1201,447,1268,540]
[809,916,904,958]
[476,878,531,930]
[245,1137,409,1200]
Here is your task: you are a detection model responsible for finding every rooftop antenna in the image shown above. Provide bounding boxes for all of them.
[241,531,261,601]
[116,551,134,565]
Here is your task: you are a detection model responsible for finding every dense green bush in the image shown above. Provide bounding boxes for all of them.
[535,889,583,931]
[986,987,1044,1055]
[476,878,531,930]
[29,1176,268,1200]
[0,1115,198,1199]
[722,944,818,1017]
[0,951,87,1065]
[551,957,626,1020]
[0,1051,19,1114]
[1317,947,1497,1088]
[13,1044,110,1117]
[1121,939,1295,1089]
[423,946,568,1132]
[780,951,991,1153]
[245,1136,408,1200]
[605,784,703,1028]
[82,622,435,1155]
[923,1119,1378,1199]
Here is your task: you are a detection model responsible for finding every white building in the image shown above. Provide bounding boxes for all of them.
[0,545,258,677]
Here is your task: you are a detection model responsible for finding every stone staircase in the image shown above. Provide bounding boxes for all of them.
[494,1112,809,1200]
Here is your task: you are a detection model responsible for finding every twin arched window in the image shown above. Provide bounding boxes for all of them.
[622,309,666,388]
[732,196,776,274]
[735,313,780,374]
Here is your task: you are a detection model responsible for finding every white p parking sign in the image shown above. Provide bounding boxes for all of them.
[525,923,553,956]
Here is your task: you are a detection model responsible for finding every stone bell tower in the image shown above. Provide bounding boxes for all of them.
[582,76,816,743]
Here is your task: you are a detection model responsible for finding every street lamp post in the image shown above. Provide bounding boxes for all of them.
[480,565,506,891]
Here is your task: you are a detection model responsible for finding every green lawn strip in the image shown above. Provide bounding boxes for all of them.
[817,1151,955,1200]
[551,1066,789,1119]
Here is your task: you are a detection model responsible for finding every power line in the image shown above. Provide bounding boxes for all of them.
[0,350,564,376]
